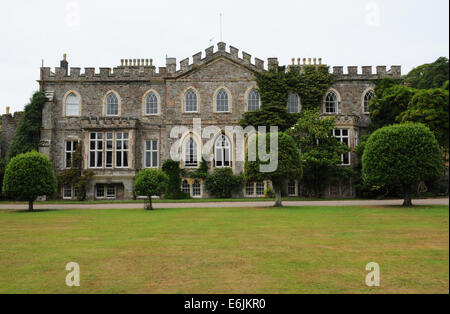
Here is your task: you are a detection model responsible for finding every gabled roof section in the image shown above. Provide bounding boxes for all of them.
[167,42,278,79]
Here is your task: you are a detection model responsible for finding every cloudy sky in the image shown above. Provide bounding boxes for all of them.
[0,0,448,114]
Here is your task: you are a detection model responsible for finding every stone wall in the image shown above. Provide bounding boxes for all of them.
[1,112,23,159]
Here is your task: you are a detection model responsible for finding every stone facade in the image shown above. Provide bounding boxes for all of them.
[32,42,401,200]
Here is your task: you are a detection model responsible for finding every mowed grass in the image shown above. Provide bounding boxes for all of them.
[0,205,448,294]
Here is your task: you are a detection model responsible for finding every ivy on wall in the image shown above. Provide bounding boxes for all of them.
[240,65,334,132]
[57,143,94,201]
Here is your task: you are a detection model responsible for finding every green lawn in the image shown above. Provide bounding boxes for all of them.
[0,205,448,294]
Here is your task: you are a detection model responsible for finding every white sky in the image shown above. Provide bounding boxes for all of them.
[0,0,448,114]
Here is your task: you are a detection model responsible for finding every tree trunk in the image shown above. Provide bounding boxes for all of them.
[28,200,34,212]
[273,185,283,207]
[403,190,413,207]
[147,195,153,210]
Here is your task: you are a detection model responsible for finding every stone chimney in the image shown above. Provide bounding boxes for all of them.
[60,53,69,76]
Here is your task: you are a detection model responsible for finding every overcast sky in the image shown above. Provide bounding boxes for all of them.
[0,0,448,114]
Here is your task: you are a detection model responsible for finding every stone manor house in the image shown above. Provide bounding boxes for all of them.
[1,42,401,200]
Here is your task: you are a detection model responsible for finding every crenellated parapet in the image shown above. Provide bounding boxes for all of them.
[40,46,401,83]
[40,43,275,83]
[332,65,402,80]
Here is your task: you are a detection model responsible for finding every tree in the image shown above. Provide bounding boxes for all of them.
[2,151,57,211]
[245,132,302,207]
[369,80,417,131]
[288,109,351,197]
[205,168,243,198]
[161,159,189,199]
[397,84,449,152]
[404,57,449,89]
[362,123,444,206]
[134,169,169,210]
[240,65,334,132]
[6,91,47,161]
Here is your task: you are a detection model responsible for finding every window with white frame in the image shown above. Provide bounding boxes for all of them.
[65,141,78,168]
[106,185,116,198]
[214,134,231,167]
[96,184,116,199]
[65,93,80,116]
[363,90,375,113]
[181,180,190,194]
[115,132,129,168]
[105,132,113,168]
[63,184,72,199]
[184,89,198,112]
[325,91,338,114]
[89,132,103,168]
[216,89,229,112]
[145,92,158,115]
[247,90,260,111]
[333,129,351,165]
[256,182,265,196]
[185,138,198,167]
[246,182,255,196]
[106,93,119,116]
[288,181,297,196]
[96,184,105,198]
[192,180,201,197]
[145,140,158,168]
[287,93,300,113]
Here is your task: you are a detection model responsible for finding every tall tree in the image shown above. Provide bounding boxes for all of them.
[288,109,351,197]
[6,91,47,161]
[397,85,449,152]
[245,132,302,207]
[369,79,417,131]
[404,57,449,89]
[134,169,169,210]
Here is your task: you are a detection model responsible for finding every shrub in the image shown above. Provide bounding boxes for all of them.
[134,169,169,210]
[362,123,444,206]
[264,187,275,198]
[2,151,57,211]
[162,160,189,199]
[205,168,243,198]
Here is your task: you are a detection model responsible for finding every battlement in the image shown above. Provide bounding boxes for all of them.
[331,65,401,79]
[39,45,401,83]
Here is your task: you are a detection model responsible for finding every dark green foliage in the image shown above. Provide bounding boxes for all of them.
[240,65,334,132]
[6,91,47,161]
[404,57,449,89]
[288,109,351,197]
[245,132,302,206]
[187,159,209,180]
[57,143,94,201]
[162,159,189,199]
[397,86,449,151]
[362,123,444,206]
[369,81,417,131]
[0,158,5,199]
[134,169,169,210]
[2,151,57,211]
[205,168,243,198]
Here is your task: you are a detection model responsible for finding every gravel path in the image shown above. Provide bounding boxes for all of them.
[0,198,448,210]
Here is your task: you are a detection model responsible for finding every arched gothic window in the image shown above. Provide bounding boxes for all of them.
[325,91,338,114]
[287,93,300,113]
[145,92,158,115]
[247,90,260,111]
[216,89,229,112]
[215,134,232,167]
[185,89,198,112]
[185,138,198,167]
[65,93,80,116]
[106,93,119,116]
